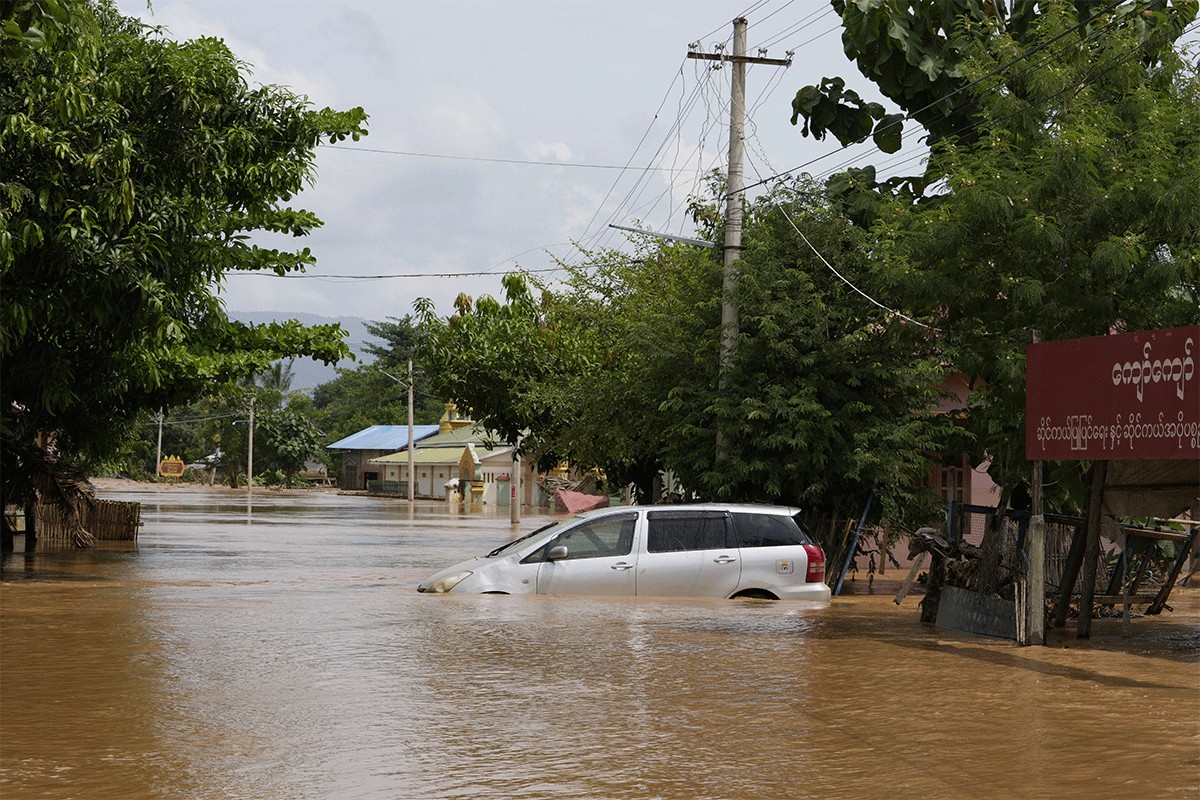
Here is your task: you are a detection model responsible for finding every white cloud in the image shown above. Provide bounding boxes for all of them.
[113,0,897,322]
[532,141,573,162]
[423,90,507,154]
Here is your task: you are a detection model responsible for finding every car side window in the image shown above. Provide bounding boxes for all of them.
[522,513,637,563]
[732,513,813,547]
[646,511,733,552]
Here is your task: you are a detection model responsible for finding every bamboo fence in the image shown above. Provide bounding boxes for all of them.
[35,498,141,546]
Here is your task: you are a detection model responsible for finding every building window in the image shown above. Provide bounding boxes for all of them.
[932,456,968,504]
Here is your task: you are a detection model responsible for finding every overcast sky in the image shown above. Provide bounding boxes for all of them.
[113,1,917,339]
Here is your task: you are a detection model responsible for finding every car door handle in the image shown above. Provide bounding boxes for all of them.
[610,562,634,571]
[713,555,737,563]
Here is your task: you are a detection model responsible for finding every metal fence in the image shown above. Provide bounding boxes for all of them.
[366,480,409,496]
[948,502,1101,595]
[946,501,1191,602]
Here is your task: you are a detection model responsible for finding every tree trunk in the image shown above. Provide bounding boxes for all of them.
[920,551,946,623]
[975,485,1012,595]
[1077,460,1108,639]
[1052,524,1088,627]
[23,499,37,549]
[626,459,658,505]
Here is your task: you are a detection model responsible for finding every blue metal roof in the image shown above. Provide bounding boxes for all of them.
[326,424,441,451]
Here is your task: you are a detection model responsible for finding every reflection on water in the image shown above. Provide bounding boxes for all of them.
[2,485,1197,799]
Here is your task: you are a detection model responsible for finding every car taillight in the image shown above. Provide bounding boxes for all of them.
[802,544,825,583]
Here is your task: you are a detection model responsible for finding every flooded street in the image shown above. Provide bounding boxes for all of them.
[3,485,1197,799]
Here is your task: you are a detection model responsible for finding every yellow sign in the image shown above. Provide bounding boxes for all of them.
[159,455,186,477]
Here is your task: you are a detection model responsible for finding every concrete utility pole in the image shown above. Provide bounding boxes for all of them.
[511,435,521,526]
[246,396,255,492]
[407,359,415,503]
[155,408,164,477]
[688,19,790,457]
[1023,329,1046,646]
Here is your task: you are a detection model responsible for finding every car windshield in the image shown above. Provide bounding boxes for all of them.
[485,521,565,558]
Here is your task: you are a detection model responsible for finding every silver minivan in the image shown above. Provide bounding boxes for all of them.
[418,504,830,602]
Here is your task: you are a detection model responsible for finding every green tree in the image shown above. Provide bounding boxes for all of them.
[416,182,959,520]
[869,7,1200,493]
[791,0,1196,157]
[530,241,718,498]
[661,180,957,516]
[256,405,323,485]
[1,0,366,532]
[415,274,594,467]
[194,389,254,487]
[310,315,442,447]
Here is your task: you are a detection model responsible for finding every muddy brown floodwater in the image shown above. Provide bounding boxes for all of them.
[2,484,1197,799]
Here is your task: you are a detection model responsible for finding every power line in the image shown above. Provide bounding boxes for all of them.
[225,242,575,281]
[747,0,795,32]
[693,0,765,45]
[574,58,718,257]
[756,5,835,50]
[568,60,695,260]
[323,143,704,173]
[228,265,568,281]
[743,151,937,330]
[232,7,1196,289]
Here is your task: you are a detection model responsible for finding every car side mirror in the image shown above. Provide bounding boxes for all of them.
[547,545,569,561]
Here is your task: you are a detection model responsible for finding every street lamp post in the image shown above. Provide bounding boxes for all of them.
[246,396,254,492]
[233,398,254,491]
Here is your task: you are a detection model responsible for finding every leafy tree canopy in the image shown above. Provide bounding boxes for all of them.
[863,3,1200,494]
[664,180,959,516]
[792,0,1197,196]
[1,0,367,493]
[416,181,961,521]
[311,315,444,446]
[415,274,595,468]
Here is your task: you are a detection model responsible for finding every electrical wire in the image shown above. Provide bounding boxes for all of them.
[573,57,721,257]
[744,149,938,330]
[322,143,702,173]
[228,265,569,281]
[756,5,835,50]
[746,0,795,32]
[568,60,696,258]
[229,7,1198,287]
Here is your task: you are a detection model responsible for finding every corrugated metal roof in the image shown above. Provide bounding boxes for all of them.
[408,425,495,448]
[370,441,512,465]
[326,424,440,451]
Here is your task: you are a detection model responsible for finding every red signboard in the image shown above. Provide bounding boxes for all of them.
[159,455,186,477]
[1026,326,1198,461]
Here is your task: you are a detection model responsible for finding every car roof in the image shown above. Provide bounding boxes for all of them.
[574,503,800,519]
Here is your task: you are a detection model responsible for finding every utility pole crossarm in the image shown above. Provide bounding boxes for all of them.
[686,52,792,67]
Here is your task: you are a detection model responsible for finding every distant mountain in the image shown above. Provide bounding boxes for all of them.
[227,311,380,392]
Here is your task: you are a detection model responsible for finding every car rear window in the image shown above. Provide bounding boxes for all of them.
[646,511,733,552]
[732,512,814,547]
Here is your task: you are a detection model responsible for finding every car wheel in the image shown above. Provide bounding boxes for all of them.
[732,589,778,600]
